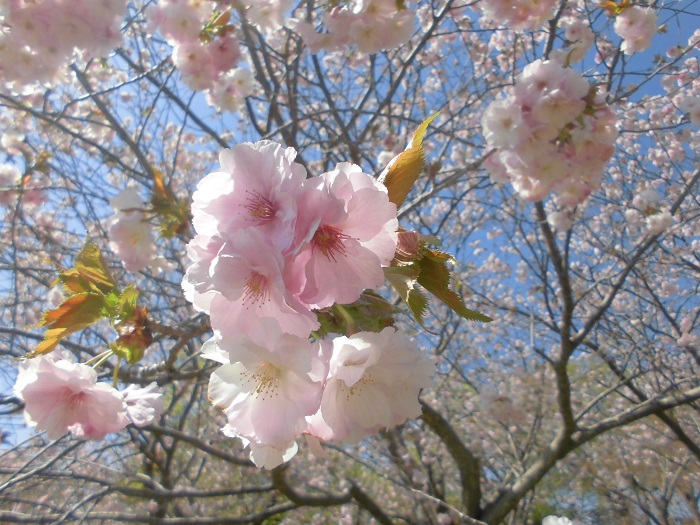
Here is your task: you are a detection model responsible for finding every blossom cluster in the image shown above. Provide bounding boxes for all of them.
[183,140,434,468]
[0,162,46,208]
[0,0,127,86]
[148,0,254,111]
[613,5,658,55]
[291,0,417,54]
[473,0,557,31]
[245,0,294,34]
[679,96,700,125]
[550,18,594,65]
[0,163,21,206]
[482,60,618,208]
[106,188,157,273]
[14,352,163,440]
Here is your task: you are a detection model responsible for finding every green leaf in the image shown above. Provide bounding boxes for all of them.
[75,243,117,294]
[102,290,120,317]
[117,285,139,321]
[384,266,434,333]
[379,112,439,207]
[56,243,116,295]
[315,292,398,337]
[111,341,145,366]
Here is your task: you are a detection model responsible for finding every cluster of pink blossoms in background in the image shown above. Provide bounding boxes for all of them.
[106,187,157,273]
[473,0,557,31]
[290,0,416,54]
[182,140,434,468]
[482,59,618,208]
[613,5,658,55]
[14,352,163,440]
[148,0,254,111]
[0,0,127,86]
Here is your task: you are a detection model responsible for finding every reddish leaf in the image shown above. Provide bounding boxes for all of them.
[28,293,106,357]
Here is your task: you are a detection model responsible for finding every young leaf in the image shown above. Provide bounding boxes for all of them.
[117,285,139,321]
[151,167,191,238]
[379,112,439,207]
[417,249,493,323]
[28,293,106,357]
[315,291,398,337]
[384,266,433,333]
[113,306,152,365]
[57,243,116,295]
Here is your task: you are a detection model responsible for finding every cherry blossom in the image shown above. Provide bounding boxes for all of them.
[0,0,128,86]
[205,67,255,112]
[614,6,658,55]
[185,228,320,338]
[0,163,20,206]
[292,162,398,309]
[245,0,294,34]
[551,19,595,65]
[204,321,325,466]
[224,427,299,470]
[106,188,157,273]
[14,353,130,440]
[482,59,618,208]
[645,211,674,235]
[292,0,417,54]
[678,96,700,125]
[121,382,164,427]
[308,328,434,443]
[148,0,214,44]
[191,140,306,251]
[474,0,557,31]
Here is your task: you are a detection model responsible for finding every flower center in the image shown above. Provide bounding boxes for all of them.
[344,372,377,400]
[251,362,281,399]
[63,388,86,409]
[311,225,350,262]
[242,271,270,307]
[243,191,275,224]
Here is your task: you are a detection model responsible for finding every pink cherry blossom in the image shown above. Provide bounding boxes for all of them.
[184,228,319,338]
[223,426,299,470]
[106,189,157,273]
[148,0,213,44]
[551,20,594,64]
[645,211,674,235]
[206,67,255,112]
[14,353,130,440]
[121,382,164,427]
[291,163,398,309]
[482,59,618,208]
[307,328,434,443]
[0,0,128,86]
[192,140,306,252]
[474,0,557,32]
[678,96,700,125]
[0,163,20,206]
[204,321,325,459]
[614,6,658,55]
[246,0,294,34]
[292,1,416,54]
